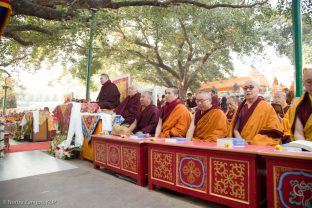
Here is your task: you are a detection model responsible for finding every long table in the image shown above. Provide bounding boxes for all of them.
[91,136,312,207]
[260,149,312,208]
[146,140,273,208]
[92,135,147,186]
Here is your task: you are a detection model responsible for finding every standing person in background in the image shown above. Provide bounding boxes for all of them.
[220,97,227,113]
[185,93,197,109]
[96,73,120,109]
[211,89,219,107]
[114,85,141,125]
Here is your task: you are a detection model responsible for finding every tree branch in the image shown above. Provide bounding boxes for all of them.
[11,0,269,20]
[0,55,28,67]
[6,25,52,34]
[3,32,33,46]
[11,0,75,20]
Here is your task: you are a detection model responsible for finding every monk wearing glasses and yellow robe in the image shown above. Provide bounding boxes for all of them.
[186,91,228,142]
[284,68,312,141]
[230,79,283,146]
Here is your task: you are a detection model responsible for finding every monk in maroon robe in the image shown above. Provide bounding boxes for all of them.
[114,85,141,125]
[96,73,120,109]
[129,91,159,135]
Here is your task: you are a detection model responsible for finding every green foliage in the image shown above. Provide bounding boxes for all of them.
[4,1,311,95]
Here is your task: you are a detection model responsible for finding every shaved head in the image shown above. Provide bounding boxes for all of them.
[196,91,211,100]
[303,68,312,95]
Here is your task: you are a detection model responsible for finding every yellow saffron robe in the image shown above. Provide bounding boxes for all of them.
[230,100,283,146]
[286,92,312,141]
[192,109,228,142]
[159,104,191,138]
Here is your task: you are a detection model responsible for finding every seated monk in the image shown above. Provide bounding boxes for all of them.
[114,85,141,125]
[286,68,312,141]
[230,79,283,146]
[273,91,290,116]
[96,73,120,109]
[128,91,159,135]
[186,91,228,142]
[225,96,238,122]
[155,86,191,138]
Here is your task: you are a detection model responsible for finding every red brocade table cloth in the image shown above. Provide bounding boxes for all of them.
[259,149,312,208]
[145,140,273,208]
[92,135,148,186]
[53,103,73,134]
[81,114,101,142]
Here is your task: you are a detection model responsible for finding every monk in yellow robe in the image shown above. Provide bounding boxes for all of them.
[286,68,312,141]
[273,91,291,143]
[186,91,228,142]
[231,79,283,146]
[155,86,191,138]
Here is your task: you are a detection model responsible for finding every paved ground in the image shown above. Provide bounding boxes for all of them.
[0,150,227,208]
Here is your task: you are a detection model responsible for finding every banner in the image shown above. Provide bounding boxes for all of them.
[0,0,12,37]
[112,75,131,102]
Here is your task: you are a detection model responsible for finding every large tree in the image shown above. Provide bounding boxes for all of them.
[79,5,270,96]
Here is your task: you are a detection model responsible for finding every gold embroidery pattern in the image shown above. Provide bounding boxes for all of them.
[95,142,106,164]
[108,144,120,166]
[183,160,201,184]
[122,147,137,173]
[152,151,173,182]
[212,160,247,201]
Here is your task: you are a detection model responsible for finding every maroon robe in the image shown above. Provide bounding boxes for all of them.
[96,80,120,109]
[194,105,221,125]
[283,105,290,114]
[160,98,184,122]
[296,93,312,128]
[226,110,235,121]
[134,104,160,135]
[186,98,197,108]
[114,92,141,125]
[211,95,220,107]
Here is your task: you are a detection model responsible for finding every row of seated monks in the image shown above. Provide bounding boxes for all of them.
[95,69,312,145]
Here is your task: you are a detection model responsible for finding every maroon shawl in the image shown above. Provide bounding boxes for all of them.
[296,92,312,128]
[114,92,141,125]
[195,106,221,125]
[233,96,264,133]
[160,98,184,122]
[96,80,120,109]
[135,104,160,135]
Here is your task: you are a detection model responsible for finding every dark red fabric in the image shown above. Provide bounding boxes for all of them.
[211,95,220,107]
[283,105,290,114]
[258,129,283,138]
[160,98,184,122]
[114,92,141,125]
[186,98,197,108]
[232,96,264,134]
[135,104,160,135]
[296,92,312,128]
[194,106,220,125]
[96,80,120,109]
[226,110,235,120]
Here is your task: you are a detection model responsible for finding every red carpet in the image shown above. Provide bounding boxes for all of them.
[5,141,51,153]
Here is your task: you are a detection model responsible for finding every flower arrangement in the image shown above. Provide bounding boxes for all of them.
[49,135,82,160]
